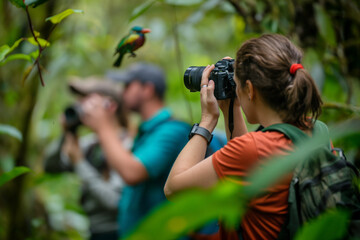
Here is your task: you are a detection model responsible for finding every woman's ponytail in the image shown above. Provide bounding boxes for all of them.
[284,68,322,129]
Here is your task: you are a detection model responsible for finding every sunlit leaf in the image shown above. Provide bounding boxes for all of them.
[294,209,349,240]
[45,9,84,24]
[165,0,203,6]
[0,167,30,187]
[29,49,39,60]
[0,124,22,141]
[0,38,25,62]
[8,0,26,9]
[9,38,25,51]
[314,4,336,47]
[0,45,10,62]
[0,53,32,66]
[129,0,159,23]
[25,0,49,8]
[33,31,40,38]
[27,37,50,48]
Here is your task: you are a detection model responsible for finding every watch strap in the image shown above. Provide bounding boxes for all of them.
[189,123,213,144]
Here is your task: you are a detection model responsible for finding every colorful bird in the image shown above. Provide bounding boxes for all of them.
[113,26,151,67]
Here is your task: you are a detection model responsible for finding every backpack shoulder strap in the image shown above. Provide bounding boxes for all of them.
[313,120,332,150]
[261,123,309,144]
[261,120,331,147]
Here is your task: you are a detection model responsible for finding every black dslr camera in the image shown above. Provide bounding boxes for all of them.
[64,105,83,133]
[184,59,236,100]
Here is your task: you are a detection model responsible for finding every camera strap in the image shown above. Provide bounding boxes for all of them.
[228,97,235,139]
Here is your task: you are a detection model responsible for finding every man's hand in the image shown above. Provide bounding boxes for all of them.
[81,94,114,133]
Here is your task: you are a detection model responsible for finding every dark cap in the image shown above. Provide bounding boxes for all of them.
[107,63,166,99]
[68,76,122,101]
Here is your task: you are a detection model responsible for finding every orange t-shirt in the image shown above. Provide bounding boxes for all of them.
[212,131,293,240]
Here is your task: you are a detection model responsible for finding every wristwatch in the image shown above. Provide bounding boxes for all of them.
[188,123,213,145]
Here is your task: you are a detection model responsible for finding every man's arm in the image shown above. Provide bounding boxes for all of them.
[96,125,149,185]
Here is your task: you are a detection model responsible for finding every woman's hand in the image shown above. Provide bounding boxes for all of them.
[199,64,219,132]
[62,132,83,164]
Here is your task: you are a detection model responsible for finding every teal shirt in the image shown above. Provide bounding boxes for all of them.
[119,108,190,237]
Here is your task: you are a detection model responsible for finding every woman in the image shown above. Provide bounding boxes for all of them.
[164,34,322,240]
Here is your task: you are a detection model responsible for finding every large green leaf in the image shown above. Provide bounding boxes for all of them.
[45,9,84,24]
[314,4,336,47]
[125,182,246,240]
[294,210,349,240]
[0,167,30,187]
[24,0,49,8]
[8,0,26,9]
[129,0,160,23]
[0,124,22,141]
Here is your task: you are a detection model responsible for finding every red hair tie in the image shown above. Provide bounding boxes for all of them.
[290,63,303,75]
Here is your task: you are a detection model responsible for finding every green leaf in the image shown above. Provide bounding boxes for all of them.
[27,37,50,48]
[314,4,336,47]
[45,9,84,24]
[0,38,25,62]
[129,0,159,23]
[8,0,26,9]
[294,209,349,240]
[0,53,32,66]
[125,182,246,240]
[0,167,30,187]
[25,0,49,8]
[29,49,39,60]
[165,0,203,6]
[0,45,10,62]
[0,124,22,141]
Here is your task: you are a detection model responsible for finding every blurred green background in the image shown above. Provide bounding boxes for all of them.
[0,0,359,239]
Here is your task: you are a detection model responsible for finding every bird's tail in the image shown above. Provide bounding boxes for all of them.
[113,53,124,67]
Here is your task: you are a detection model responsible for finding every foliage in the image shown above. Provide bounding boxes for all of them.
[1,1,83,86]
[294,210,349,240]
[45,9,84,24]
[0,166,30,187]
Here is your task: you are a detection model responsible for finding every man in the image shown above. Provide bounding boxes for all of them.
[44,77,131,240]
[81,63,191,237]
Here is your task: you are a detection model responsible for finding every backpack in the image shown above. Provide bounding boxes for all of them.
[262,121,360,239]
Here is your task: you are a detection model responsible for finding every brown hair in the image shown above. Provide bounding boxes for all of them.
[235,34,322,129]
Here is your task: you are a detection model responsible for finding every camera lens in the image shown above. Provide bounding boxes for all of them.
[64,105,82,132]
[184,66,206,92]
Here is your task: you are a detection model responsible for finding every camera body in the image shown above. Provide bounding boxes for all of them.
[64,104,83,133]
[184,59,236,100]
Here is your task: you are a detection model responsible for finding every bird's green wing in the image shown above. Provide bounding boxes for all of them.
[123,33,140,45]
[117,33,139,49]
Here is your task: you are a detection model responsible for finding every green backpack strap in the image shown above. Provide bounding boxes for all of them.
[261,122,309,144]
[261,120,331,148]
